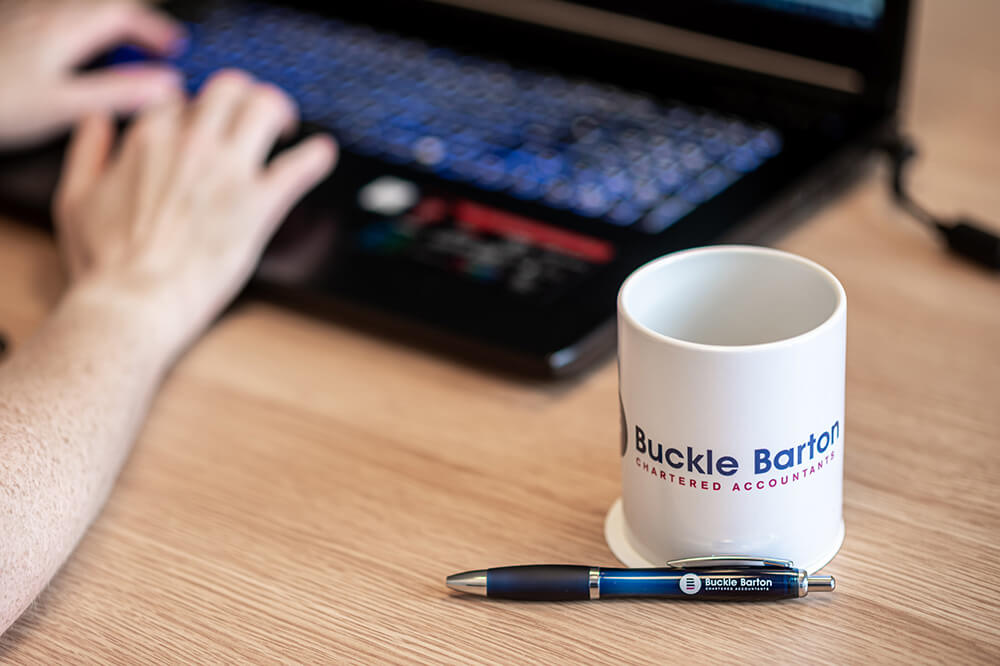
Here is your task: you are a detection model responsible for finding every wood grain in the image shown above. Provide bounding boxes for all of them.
[1,1,998,662]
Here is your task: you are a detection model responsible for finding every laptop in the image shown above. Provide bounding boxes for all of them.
[0,0,910,376]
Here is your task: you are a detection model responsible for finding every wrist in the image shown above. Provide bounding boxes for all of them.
[60,277,191,371]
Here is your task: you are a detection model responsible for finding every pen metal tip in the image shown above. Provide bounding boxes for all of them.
[807,575,836,592]
[446,570,488,596]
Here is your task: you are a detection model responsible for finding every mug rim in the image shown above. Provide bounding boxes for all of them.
[618,244,847,352]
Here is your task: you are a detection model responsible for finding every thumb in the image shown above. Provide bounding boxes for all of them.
[58,65,183,118]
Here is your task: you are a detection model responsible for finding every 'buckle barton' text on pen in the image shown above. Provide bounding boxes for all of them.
[633,421,840,476]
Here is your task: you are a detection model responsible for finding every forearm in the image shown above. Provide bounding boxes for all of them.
[0,282,178,632]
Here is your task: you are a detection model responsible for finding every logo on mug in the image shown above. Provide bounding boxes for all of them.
[679,573,701,595]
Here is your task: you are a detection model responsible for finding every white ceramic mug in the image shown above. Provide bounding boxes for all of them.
[605,245,846,574]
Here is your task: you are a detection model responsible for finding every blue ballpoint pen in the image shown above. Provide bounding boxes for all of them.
[446,556,835,601]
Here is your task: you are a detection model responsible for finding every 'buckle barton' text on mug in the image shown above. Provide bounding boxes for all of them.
[633,421,840,476]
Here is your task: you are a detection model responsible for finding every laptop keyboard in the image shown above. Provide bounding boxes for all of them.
[143,2,784,233]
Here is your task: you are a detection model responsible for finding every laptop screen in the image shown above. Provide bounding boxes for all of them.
[573,0,886,30]
[555,0,906,81]
[724,0,884,28]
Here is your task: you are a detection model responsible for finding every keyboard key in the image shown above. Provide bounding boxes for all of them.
[606,202,645,227]
[697,166,741,198]
[413,136,448,168]
[722,146,763,173]
[641,198,695,233]
[656,165,688,194]
[632,177,663,208]
[678,180,711,204]
[472,154,507,189]
[544,178,575,208]
[750,126,783,157]
[572,182,615,217]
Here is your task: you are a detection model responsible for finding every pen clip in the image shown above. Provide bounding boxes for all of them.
[666,555,796,570]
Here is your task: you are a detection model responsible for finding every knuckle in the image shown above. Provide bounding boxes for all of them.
[96,1,133,25]
[204,69,254,95]
[251,84,296,120]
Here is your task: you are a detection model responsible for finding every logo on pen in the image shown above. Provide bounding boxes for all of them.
[679,573,701,595]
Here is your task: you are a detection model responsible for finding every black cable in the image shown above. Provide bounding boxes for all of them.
[879,133,1000,271]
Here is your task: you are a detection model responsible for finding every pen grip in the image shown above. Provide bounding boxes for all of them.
[488,565,592,600]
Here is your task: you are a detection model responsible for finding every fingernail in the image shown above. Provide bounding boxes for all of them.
[320,135,339,165]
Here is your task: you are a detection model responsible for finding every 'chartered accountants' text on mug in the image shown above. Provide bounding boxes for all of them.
[626,421,841,493]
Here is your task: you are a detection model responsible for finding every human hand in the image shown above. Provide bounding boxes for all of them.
[0,0,185,149]
[53,70,338,359]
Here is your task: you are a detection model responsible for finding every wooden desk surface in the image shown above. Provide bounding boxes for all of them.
[2,2,998,663]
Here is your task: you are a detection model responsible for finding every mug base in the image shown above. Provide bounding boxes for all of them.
[604,497,844,574]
